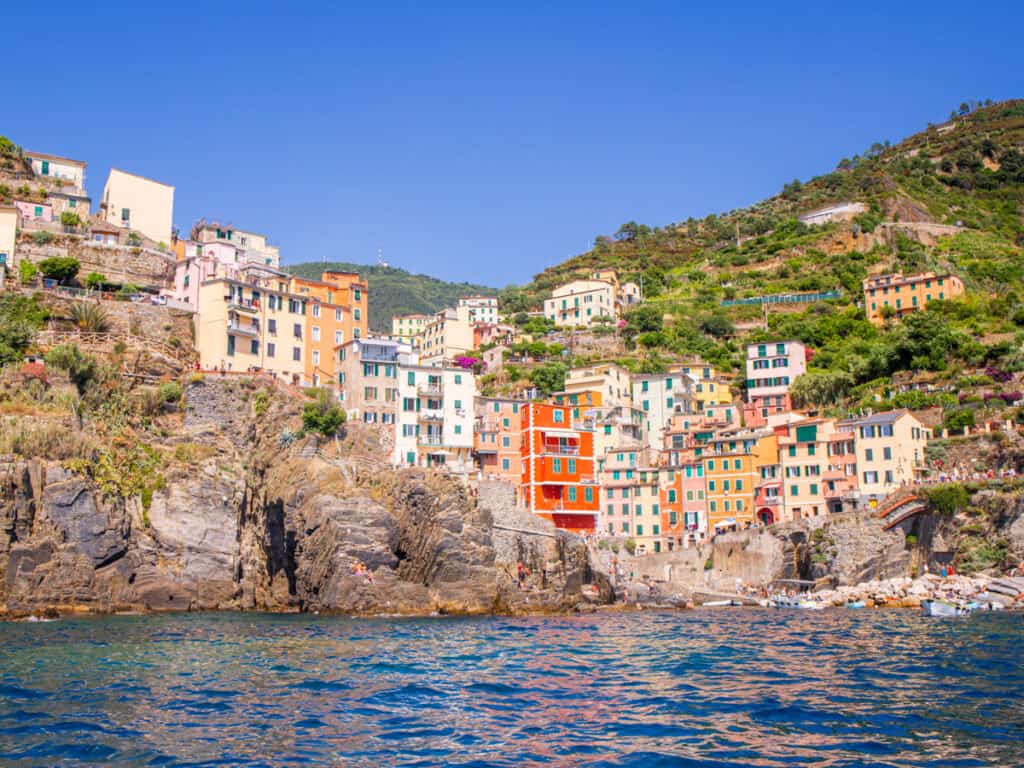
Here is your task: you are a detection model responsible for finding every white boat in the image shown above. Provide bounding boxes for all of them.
[921,599,971,617]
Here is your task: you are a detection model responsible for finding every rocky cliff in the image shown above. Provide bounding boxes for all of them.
[0,379,611,618]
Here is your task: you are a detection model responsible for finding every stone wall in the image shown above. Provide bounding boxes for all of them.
[47,294,194,347]
[16,233,176,289]
[477,477,557,566]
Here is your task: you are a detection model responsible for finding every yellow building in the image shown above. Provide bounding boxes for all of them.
[101,168,175,245]
[563,363,633,410]
[391,313,429,346]
[863,271,965,324]
[778,418,837,522]
[838,410,930,501]
[702,428,776,533]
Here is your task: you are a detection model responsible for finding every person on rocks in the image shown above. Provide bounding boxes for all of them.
[517,562,527,590]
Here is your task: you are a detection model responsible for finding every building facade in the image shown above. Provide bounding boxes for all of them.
[520,403,598,532]
[863,271,965,324]
[393,365,475,471]
[744,340,807,427]
[101,168,175,244]
[336,338,415,425]
[474,397,523,483]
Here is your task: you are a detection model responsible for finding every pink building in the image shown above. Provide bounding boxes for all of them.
[14,200,53,223]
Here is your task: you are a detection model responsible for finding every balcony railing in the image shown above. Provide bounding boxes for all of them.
[417,383,443,396]
[225,296,260,313]
[418,409,444,422]
[541,445,580,456]
[418,436,443,447]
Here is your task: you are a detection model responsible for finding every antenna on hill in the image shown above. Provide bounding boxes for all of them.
[377,246,389,268]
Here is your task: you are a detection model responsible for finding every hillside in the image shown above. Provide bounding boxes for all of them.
[498,99,1024,422]
[286,261,497,332]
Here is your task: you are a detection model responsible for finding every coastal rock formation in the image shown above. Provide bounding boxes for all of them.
[0,436,611,617]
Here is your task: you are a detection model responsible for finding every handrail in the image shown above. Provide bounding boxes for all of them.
[34,329,190,363]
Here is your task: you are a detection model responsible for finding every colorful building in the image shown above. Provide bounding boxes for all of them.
[777,418,836,522]
[743,340,807,427]
[631,369,695,450]
[336,338,416,425]
[520,403,598,532]
[703,428,776,533]
[598,449,662,553]
[838,410,930,502]
[863,271,965,324]
[474,397,523,483]
[391,313,429,346]
[291,271,368,386]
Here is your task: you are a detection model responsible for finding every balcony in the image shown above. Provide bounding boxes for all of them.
[227,321,259,337]
[418,409,444,422]
[417,383,443,397]
[225,295,259,313]
[541,444,580,456]
[418,436,443,447]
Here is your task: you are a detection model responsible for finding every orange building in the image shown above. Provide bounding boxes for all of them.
[290,271,369,387]
[520,403,599,532]
[475,396,523,483]
[863,271,965,324]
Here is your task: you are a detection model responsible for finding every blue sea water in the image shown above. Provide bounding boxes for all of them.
[0,610,1021,767]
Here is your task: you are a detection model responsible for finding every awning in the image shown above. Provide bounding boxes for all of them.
[714,518,737,528]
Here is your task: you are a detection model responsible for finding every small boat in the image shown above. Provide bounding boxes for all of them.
[702,599,741,607]
[846,601,866,609]
[921,599,971,617]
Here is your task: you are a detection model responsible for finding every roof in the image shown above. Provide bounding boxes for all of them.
[0,205,18,213]
[107,167,175,189]
[89,220,121,234]
[839,409,911,427]
[24,150,86,167]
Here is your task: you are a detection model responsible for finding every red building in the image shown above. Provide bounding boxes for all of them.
[520,403,598,532]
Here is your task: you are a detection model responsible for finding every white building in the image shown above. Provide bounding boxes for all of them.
[797,201,867,227]
[458,295,498,324]
[24,151,86,190]
[631,370,696,450]
[393,364,475,471]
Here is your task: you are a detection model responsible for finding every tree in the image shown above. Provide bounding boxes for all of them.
[699,313,733,339]
[529,362,568,395]
[60,211,82,228]
[0,294,49,365]
[45,343,100,395]
[789,371,854,408]
[70,301,110,332]
[84,272,107,290]
[18,260,38,283]
[38,256,80,284]
[302,390,346,436]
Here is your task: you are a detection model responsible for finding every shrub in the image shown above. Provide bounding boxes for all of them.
[84,272,107,290]
[44,343,100,395]
[253,389,271,417]
[60,211,82,228]
[944,409,975,431]
[38,256,80,283]
[301,390,346,436]
[926,484,970,515]
[623,538,637,555]
[18,260,38,282]
[159,382,183,403]
[32,231,55,245]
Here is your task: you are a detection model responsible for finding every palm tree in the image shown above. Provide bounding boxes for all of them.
[70,301,110,333]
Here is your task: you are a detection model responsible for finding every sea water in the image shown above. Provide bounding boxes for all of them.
[0,610,1021,766]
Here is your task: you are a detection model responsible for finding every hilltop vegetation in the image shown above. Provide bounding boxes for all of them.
[287,261,497,332]
[500,99,1024,420]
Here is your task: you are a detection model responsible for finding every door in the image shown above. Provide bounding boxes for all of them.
[41,160,49,175]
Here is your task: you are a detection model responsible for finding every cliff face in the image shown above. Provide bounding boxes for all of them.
[0,384,610,617]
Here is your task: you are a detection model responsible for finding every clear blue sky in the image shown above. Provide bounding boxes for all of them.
[5,1,1022,286]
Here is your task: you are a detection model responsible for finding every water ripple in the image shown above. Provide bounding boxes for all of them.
[0,610,1021,766]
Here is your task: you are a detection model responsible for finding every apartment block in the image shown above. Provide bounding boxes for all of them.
[393,365,475,471]
[563,363,633,411]
[391,313,429,346]
[291,271,368,386]
[744,340,807,427]
[631,369,695,450]
[777,418,837,522]
[101,168,174,244]
[658,458,708,549]
[838,410,930,501]
[520,403,599,532]
[863,271,965,324]
[458,295,498,324]
[702,428,776,533]
[599,449,663,553]
[420,308,474,366]
[474,397,523,483]
[336,338,416,425]
[191,219,281,268]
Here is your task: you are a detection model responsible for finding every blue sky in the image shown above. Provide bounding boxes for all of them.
[5,1,1022,286]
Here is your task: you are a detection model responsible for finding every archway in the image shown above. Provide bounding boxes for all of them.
[757,508,775,525]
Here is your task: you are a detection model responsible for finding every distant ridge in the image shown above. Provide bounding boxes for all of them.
[285,261,498,332]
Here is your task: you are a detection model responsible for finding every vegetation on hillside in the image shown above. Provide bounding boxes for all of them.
[500,100,1024,417]
[287,261,497,332]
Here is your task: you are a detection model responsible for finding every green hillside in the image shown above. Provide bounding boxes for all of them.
[500,99,1024,422]
[286,261,497,332]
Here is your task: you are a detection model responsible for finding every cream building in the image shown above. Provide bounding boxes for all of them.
[0,206,16,284]
[101,168,175,244]
[336,337,417,425]
[564,363,633,410]
[420,308,474,366]
[391,313,429,346]
[545,277,617,327]
[458,295,498,324]
[393,364,475,470]
[24,151,86,190]
[195,275,308,384]
[839,410,930,501]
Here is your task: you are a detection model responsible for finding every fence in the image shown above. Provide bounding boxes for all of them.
[34,329,189,364]
[721,290,842,307]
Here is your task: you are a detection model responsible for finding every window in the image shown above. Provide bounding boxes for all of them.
[312,304,321,318]
[454,374,462,385]
[250,339,259,355]
[121,207,130,223]
[227,335,235,356]
[584,486,593,503]
[636,525,643,536]
[568,487,577,502]
[454,399,462,410]
[883,447,892,460]
[790,485,799,497]
[810,484,819,496]
[335,308,343,321]
[354,288,362,301]
[708,480,716,492]
[735,479,743,491]
[454,425,462,434]
[568,459,576,474]
[553,409,564,423]
[293,323,302,339]
[553,458,562,473]
[293,347,301,361]
[709,501,717,512]
[407,371,415,385]
[865,448,874,461]
[312,350,320,366]
[312,327,321,342]
[354,308,361,321]
[863,471,879,484]
[267,342,275,358]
